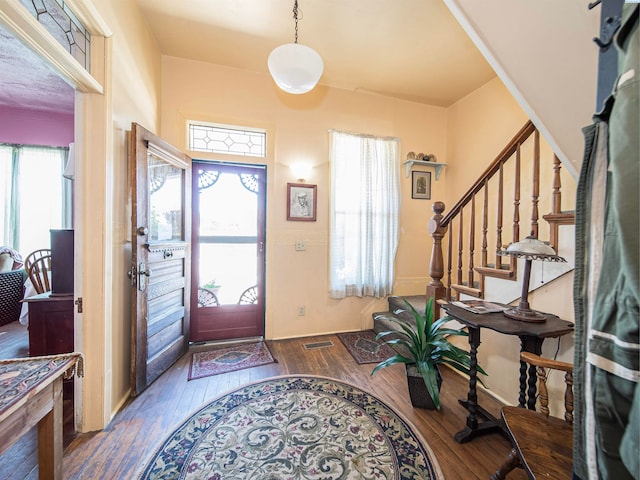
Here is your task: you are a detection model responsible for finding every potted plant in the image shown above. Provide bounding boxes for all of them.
[371,296,486,410]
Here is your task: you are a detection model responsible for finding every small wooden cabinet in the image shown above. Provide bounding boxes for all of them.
[25,292,75,439]
[26,293,74,356]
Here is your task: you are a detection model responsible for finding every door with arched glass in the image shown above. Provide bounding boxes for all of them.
[190,161,266,342]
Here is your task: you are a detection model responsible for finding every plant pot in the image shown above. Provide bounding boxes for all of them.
[405,364,442,410]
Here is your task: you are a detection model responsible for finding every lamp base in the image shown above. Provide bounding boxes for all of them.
[503,307,548,323]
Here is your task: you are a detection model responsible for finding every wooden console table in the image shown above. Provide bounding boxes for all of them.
[0,354,82,480]
[441,302,574,443]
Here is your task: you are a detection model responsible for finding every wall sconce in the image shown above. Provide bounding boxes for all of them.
[290,163,312,182]
[498,234,566,322]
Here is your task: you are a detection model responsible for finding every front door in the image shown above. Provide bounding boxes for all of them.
[190,161,266,342]
[129,123,191,396]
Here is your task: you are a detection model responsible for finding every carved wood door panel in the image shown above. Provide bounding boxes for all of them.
[129,123,192,396]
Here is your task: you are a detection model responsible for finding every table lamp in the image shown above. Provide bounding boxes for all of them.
[498,234,566,322]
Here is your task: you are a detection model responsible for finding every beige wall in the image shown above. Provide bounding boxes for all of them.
[160,56,449,339]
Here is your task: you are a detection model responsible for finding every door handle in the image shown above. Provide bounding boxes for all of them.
[138,262,151,291]
[127,263,137,287]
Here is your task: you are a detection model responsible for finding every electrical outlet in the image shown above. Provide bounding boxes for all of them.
[295,240,306,251]
[298,305,305,316]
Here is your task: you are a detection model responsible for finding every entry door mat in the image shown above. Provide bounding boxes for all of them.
[188,342,276,380]
[336,330,396,364]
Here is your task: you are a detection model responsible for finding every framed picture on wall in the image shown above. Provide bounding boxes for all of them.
[411,171,431,199]
[287,183,317,221]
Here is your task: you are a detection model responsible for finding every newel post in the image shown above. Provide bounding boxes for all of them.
[426,201,447,318]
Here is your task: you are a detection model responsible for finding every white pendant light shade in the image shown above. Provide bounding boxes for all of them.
[268,43,324,94]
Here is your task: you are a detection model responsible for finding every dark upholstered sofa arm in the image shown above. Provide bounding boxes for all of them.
[0,269,26,326]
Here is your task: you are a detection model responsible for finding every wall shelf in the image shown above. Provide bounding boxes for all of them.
[403,160,447,180]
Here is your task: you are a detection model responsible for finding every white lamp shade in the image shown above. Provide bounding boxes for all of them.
[268,43,323,94]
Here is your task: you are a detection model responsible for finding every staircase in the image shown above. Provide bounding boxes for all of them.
[375,120,576,329]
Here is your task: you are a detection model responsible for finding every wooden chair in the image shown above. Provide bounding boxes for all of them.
[491,352,574,480]
[24,249,52,294]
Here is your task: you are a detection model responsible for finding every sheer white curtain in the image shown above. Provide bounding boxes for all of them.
[329,130,400,298]
[0,144,70,256]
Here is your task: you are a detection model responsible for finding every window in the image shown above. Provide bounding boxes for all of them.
[0,144,72,257]
[188,121,266,158]
[329,130,400,298]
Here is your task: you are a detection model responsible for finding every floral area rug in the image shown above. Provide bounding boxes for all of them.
[138,376,444,480]
[188,342,276,380]
[337,330,396,364]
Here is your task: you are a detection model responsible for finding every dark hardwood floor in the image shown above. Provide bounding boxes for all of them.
[0,322,527,479]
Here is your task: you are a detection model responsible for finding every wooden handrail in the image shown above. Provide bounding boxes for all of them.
[427,119,573,308]
[440,120,536,227]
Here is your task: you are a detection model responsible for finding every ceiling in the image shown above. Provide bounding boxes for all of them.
[0,23,74,114]
[0,0,497,114]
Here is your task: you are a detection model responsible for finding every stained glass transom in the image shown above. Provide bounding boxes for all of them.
[189,123,266,158]
[19,0,91,70]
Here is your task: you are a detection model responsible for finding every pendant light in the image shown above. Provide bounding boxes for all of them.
[268,0,323,94]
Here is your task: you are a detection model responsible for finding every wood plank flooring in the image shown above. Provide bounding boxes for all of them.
[0,323,528,479]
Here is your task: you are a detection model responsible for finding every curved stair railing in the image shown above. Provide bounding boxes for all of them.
[426,120,575,315]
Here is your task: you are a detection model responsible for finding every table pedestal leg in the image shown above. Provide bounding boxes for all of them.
[519,336,544,410]
[455,327,503,443]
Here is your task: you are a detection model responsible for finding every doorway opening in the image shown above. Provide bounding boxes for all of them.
[190,161,266,342]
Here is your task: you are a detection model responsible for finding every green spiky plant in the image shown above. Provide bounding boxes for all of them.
[372,297,486,410]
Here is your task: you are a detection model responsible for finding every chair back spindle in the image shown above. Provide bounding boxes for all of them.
[24,249,52,295]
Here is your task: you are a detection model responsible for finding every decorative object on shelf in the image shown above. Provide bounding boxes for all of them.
[406,152,437,162]
[287,182,317,221]
[268,0,323,94]
[372,297,486,410]
[498,234,566,322]
[412,171,431,199]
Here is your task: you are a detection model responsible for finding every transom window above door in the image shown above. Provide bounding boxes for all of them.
[188,121,266,158]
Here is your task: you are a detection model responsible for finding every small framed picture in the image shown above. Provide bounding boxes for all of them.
[287,183,317,221]
[411,171,431,199]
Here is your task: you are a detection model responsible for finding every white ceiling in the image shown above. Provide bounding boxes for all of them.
[0,0,496,114]
[0,22,74,114]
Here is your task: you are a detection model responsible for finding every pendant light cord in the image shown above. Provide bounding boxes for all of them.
[293,0,299,44]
